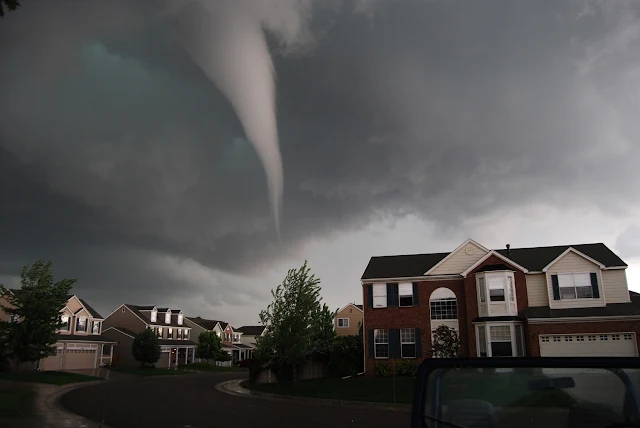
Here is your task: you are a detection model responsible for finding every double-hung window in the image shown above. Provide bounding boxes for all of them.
[373,284,387,308]
[76,317,87,333]
[399,283,414,307]
[168,328,173,339]
[374,329,389,358]
[60,315,70,331]
[92,321,100,334]
[401,328,416,358]
[558,273,593,299]
[488,275,506,302]
[337,318,349,327]
[478,277,486,303]
[157,327,163,339]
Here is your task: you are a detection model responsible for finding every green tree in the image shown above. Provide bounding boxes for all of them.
[329,327,364,377]
[0,261,75,370]
[309,303,337,360]
[0,0,20,18]
[255,261,331,381]
[196,331,223,363]
[132,328,161,367]
[431,325,461,358]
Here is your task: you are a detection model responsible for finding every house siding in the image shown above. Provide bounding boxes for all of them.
[184,319,207,341]
[546,251,605,309]
[430,242,488,275]
[67,296,83,313]
[334,305,363,336]
[103,306,147,332]
[526,273,549,307]
[601,270,631,303]
[528,320,640,357]
[102,329,137,366]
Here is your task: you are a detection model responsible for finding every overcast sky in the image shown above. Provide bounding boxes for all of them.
[1,0,639,326]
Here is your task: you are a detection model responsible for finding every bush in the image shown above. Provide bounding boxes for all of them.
[132,328,161,367]
[374,361,393,377]
[395,359,417,377]
[329,334,364,377]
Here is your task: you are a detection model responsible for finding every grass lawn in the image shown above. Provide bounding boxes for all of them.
[0,388,34,417]
[182,362,248,373]
[244,376,416,403]
[110,366,194,376]
[0,370,100,385]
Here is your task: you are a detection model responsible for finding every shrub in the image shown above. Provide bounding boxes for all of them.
[329,334,364,377]
[395,359,417,377]
[132,328,161,367]
[374,361,393,377]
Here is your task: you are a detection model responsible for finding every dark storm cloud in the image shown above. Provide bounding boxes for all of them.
[1,0,639,319]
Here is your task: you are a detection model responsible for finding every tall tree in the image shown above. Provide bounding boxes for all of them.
[0,261,75,369]
[309,303,337,360]
[195,331,223,363]
[132,328,161,368]
[0,0,20,18]
[256,261,330,381]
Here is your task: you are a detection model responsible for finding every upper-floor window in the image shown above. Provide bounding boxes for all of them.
[373,284,387,308]
[92,321,100,334]
[150,309,157,323]
[177,329,183,339]
[60,315,70,331]
[374,329,389,358]
[478,277,486,303]
[488,275,506,302]
[338,318,349,327]
[165,311,171,324]
[430,288,458,320]
[168,328,173,339]
[184,330,189,340]
[554,273,594,300]
[177,314,183,325]
[157,327,163,339]
[399,283,414,307]
[76,317,87,333]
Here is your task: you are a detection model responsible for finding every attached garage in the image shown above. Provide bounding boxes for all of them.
[63,343,98,370]
[539,332,638,357]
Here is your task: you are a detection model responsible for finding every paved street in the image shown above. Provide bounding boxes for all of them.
[61,372,411,428]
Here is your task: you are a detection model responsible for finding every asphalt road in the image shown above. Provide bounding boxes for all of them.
[61,372,411,428]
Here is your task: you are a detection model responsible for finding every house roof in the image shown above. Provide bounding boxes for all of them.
[525,291,640,319]
[125,305,189,328]
[475,263,513,273]
[103,326,137,338]
[362,242,626,280]
[56,334,116,343]
[186,317,225,331]
[236,326,266,336]
[77,298,103,319]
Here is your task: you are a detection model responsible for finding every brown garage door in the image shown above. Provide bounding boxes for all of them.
[63,343,98,370]
[40,348,63,371]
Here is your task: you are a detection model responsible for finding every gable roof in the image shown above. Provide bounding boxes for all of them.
[78,298,103,319]
[362,242,626,281]
[236,325,266,336]
[102,326,137,339]
[337,303,364,314]
[423,238,490,275]
[186,317,224,331]
[125,305,189,328]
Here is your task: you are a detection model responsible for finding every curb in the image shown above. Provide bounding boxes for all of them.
[216,379,411,412]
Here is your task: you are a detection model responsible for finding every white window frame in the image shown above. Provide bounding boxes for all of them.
[92,321,101,335]
[400,328,416,358]
[177,313,183,325]
[337,318,349,327]
[398,282,414,307]
[157,327,163,338]
[374,329,389,359]
[165,311,171,324]
[168,328,173,339]
[487,274,506,302]
[76,316,88,333]
[177,329,183,339]
[556,272,594,300]
[60,315,70,331]
[430,298,458,320]
[150,309,157,323]
[373,284,387,308]
[478,276,486,303]
[184,330,189,340]
[476,323,524,357]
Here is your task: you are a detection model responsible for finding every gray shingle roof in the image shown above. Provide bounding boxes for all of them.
[524,291,640,319]
[362,243,627,280]
[186,317,225,331]
[56,334,116,343]
[126,305,189,328]
[236,326,266,336]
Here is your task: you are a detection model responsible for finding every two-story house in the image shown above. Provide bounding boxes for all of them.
[361,239,640,373]
[333,303,363,336]
[184,317,252,363]
[0,292,115,371]
[102,304,196,368]
[236,325,268,359]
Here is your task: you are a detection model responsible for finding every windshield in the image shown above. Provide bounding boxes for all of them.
[424,367,640,428]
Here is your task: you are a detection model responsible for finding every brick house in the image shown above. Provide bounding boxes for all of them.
[361,239,640,373]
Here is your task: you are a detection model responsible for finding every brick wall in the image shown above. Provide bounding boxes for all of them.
[362,278,466,373]
[528,320,640,356]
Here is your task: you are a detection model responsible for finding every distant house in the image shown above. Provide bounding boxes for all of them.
[236,325,268,359]
[333,303,363,336]
[102,305,196,368]
[185,317,253,362]
[0,292,115,371]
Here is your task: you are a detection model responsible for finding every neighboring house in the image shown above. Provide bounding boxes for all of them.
[0,292,115,371]
[102,305,196,368]
[361,239,640,373]
[185,317,253,362]
[236,325,268,359]
[333,303,363,336]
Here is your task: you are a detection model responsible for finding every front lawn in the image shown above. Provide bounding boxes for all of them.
[110,366,194,376]
[0,370,100,385]
[182,362,248,373]
[244,376,416,403]
[0,388,34,417]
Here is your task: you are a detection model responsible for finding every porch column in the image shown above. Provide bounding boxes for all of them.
[93,344,99,369]
[100,344,105,366]
[168,349,171,368]
[184,347,188,364]
[191,348,195,363]
[109,343,114,363]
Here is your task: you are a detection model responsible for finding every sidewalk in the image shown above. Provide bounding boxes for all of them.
[216,379,411,411]
[0,380,114,428]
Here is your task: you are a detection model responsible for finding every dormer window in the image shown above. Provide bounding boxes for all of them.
[552,273,596,300]
[150,309,157,323]
[177,313,183,325]
[165,311,171,324]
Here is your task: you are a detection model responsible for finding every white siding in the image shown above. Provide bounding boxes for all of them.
[546,251,605,309]
[430,242,488,275]
[526,274,548,307]
[601,270,631,303]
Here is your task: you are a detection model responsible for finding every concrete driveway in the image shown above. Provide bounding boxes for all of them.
[61,372,411,428]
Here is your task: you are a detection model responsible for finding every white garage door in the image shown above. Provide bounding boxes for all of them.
[540,333,637,357]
